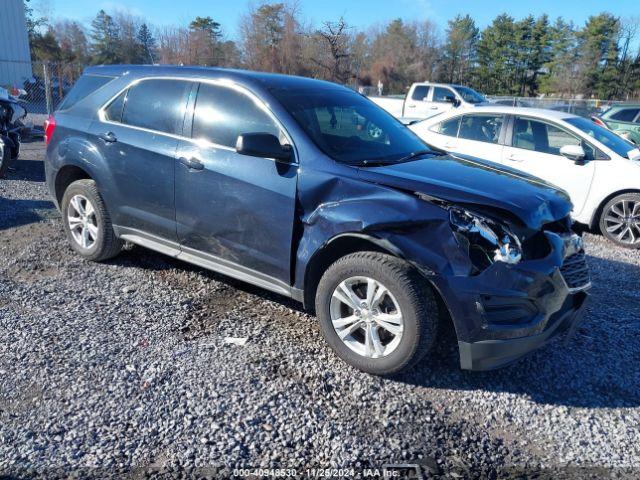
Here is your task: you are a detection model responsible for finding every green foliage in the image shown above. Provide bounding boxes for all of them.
[90,10,121,65]
[442,15,479,84]
[136,24,157,64]
[21,2,640,100]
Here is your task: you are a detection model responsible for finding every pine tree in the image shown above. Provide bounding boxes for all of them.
[442,15,479,85]
[90,10,121,65]
[137,23,157,64]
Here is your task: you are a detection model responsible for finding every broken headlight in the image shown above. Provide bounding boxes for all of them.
[449,208,522,271]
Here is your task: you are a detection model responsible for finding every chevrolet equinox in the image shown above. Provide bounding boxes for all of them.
[44,66,590,375]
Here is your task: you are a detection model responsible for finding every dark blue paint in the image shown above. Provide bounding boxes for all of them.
[44,65,586,370]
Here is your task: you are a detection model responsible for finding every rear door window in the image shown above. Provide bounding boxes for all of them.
[192,82,281,148]
[58,74,115,110]
[121,79,191,135]
[458,114,504,144]
[411,85,430,101]
[432,116,461,136]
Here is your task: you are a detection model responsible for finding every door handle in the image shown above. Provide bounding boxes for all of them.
[407,104,416,108]
[430,106,439,110]
[443,142,456,149]
[179,156,204,171]
[98,132,117,143]
[507,153,524,162]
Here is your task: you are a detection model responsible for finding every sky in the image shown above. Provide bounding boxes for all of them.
[45,0,640,39]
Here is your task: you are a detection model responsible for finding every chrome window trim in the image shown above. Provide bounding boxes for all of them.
[96,75,298,162]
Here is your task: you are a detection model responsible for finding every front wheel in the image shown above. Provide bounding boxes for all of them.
[599,193,640,249]
[315,252,439,375]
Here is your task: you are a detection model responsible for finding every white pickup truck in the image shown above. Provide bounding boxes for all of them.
[370,82,489,123]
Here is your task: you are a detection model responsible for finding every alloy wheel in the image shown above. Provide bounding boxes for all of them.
[67,194,99,249]
[329,276,404,359]
[604,199,640,246]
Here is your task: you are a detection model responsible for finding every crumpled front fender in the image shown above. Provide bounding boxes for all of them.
[293,168,473,291]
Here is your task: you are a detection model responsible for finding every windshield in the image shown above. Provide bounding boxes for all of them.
[453,86,486,104]
[270,87,431,164]
[566,117,637,158]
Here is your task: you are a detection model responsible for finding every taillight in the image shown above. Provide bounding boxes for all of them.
[591,116,608,129]
[44,115,56,145]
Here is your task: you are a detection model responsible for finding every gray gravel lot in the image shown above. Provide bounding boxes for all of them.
[1,143,639,478]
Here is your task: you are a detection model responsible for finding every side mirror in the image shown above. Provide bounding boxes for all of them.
[445,95,460,107]
[236,133,292,162]
[560,144,586,162]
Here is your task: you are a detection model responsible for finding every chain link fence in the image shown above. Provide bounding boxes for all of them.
[1,60,84,127]
[352,84,629,119]
[486,96,627,118]
[2,60,635,128]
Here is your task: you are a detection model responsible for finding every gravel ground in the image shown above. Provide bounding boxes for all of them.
[1,143,639,478]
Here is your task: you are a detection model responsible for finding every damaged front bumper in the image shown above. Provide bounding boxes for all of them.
[457,289,588,370]
[431,231,591,370]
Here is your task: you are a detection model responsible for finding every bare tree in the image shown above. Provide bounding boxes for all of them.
[309,17,351,83]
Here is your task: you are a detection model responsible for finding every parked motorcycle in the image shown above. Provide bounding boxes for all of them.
[0,94,27,178]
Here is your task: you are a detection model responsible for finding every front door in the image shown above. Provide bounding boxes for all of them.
[428,86,457,117]
[175,82,298,285]
[501,116,596,216]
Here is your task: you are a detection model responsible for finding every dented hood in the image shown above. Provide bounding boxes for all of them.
[356,153,572,230]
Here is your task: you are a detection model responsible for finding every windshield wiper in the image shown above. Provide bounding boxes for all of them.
[395,149,442,163]
[357,149,443,167]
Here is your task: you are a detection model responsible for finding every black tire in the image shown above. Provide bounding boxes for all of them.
[0,139,10,178]
[599,193,640,249]
[61,179,123,261]
[315,251,439,375]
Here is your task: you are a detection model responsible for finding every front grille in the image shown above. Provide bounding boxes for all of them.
[560,252,590,290]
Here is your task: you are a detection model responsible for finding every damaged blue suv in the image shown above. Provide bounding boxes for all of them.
[44,66,590,375]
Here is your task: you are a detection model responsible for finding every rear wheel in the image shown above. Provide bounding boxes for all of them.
[599,193,640,249]
[315,252,439,375]
[61,179,123,261]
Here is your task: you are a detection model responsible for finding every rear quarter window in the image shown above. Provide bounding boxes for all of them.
[609,108,639,122]
[58,74,115,111]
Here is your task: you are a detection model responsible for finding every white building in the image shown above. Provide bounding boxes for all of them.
[0,0,33,89]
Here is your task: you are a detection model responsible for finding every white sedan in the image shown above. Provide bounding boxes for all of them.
[410,106,640,248]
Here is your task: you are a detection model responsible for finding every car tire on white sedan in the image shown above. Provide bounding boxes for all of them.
[599,193,640,249]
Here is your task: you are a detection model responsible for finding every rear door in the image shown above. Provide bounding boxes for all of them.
[454,113,506,162]
[174,82,298,285]
[402,85,432,118]
[501,116,596,215]
[90,78,191,241]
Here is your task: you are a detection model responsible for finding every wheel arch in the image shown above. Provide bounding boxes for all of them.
[54,165,94,206]
[301,233,449,323]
